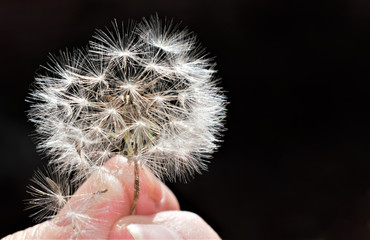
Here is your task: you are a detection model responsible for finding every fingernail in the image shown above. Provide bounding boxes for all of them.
[127,224,181,240]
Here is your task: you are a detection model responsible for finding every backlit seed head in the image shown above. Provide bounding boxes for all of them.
[27,15,226,225]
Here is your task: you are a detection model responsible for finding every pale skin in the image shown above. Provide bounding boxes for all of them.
[3,156,220,240]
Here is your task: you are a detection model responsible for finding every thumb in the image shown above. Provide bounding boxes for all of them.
[109,211,221,240]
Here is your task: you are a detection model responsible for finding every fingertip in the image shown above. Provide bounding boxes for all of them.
[136,167,180,214]
[105,155,180,215]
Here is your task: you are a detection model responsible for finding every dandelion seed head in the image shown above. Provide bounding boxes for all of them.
[27,15,226,224]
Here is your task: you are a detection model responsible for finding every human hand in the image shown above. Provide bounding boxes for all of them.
[2,156,220,239]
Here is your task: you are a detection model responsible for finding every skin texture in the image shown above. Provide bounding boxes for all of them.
[2,156,220,240]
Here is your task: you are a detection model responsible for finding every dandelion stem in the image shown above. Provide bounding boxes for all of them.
[130,160,140,215]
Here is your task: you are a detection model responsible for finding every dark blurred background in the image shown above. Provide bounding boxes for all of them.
[2,0,370,239]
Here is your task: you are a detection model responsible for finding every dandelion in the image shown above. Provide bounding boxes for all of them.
[27,15,226,233]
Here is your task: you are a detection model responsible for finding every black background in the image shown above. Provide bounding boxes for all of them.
[2,0,370,239]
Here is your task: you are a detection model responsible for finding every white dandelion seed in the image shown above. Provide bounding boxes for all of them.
[27,15,227,235]
[26,167,74,222]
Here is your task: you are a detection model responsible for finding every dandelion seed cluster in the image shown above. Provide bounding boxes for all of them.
[27,16,226,223]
